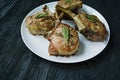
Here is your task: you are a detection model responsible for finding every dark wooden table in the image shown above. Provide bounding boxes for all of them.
[0,0,120,80]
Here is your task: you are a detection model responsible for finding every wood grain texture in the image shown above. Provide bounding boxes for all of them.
[0,0,120,80]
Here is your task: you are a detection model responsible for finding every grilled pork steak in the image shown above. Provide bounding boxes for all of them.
[25,5,55,35]
[47,23,79,56]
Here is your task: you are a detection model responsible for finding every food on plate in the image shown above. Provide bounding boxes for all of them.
[56,0,82,20]
[57,0,82,11]
[47,23,79,56]
[24,0,108,57]
[25,5,55,35]
[77,12,107,41]
[56,5,107,41]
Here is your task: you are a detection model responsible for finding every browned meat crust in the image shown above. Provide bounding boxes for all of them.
[56,0,82,20]
[25,5,55,35]
[57,0,82,10]
[56,5,108,41]
[78,12,107,41]
[47,23,79,56]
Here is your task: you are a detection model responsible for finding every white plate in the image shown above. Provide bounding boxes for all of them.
[21,1,110,63]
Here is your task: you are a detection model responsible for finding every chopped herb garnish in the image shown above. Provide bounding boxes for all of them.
[62,27,69,43]
[65,0,72,4]
[86,15,97,22]
[35,13,47,19]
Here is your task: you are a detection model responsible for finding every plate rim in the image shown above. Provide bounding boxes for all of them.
[21,1,110,63]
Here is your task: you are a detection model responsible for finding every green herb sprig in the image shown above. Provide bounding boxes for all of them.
[65,0,72,4]
[62,27,69,43]
[86,15,97,22]
[35,13,47,19]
